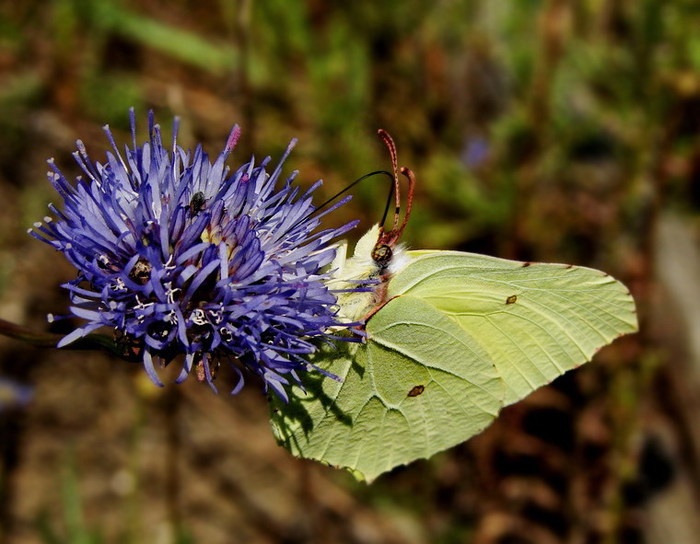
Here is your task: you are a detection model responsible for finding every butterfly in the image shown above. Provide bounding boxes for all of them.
[271,131,638,482]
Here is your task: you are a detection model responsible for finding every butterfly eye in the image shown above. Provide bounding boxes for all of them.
[372,244,393,268]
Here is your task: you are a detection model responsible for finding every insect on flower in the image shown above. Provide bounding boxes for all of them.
[30,110,365,399]
[187,191,208,217]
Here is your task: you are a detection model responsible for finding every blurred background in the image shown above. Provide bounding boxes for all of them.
[1,1,699,542]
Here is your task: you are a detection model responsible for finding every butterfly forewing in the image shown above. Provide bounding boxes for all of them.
[387,250,638,405]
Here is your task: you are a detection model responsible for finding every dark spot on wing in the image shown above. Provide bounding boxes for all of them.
[407,385,425,397]
[506,295,517,305]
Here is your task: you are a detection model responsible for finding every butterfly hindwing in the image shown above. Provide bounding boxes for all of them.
[270,285,504,482]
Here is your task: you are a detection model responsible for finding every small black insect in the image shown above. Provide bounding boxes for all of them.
[188,191,207,216]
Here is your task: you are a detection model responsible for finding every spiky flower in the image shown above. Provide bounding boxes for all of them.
[30,111,359,398]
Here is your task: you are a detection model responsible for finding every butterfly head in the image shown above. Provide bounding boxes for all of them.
[371,243,393,269]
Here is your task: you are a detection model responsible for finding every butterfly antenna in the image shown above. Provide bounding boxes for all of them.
[376,130,416,247]
[377,129,401,233]
[311,170,394,217]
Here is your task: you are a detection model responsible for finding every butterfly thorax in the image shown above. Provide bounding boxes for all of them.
[328,224,408,324]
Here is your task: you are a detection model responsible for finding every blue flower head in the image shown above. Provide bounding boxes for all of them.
[31,111,359,399]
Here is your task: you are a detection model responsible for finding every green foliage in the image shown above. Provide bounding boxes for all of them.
[34,455,104,544]
[88,0,238,74]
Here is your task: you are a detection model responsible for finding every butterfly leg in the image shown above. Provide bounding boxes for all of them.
[361,280,398,324]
